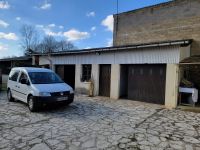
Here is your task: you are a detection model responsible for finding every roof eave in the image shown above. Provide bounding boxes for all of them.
[31,39,193,56]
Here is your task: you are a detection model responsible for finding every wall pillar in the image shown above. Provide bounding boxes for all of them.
[32,56,35,65]
[165,64,179,109]
[110,64,121,99]
[52,64,56,72]
[75,64,81,93]
[92,64,99,96]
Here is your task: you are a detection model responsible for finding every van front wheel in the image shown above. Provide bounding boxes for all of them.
[28,96,38,112]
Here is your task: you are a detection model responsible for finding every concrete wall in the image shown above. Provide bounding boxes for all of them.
[165,64,179,108]
[114,0,200,55]
[180,45,191,61]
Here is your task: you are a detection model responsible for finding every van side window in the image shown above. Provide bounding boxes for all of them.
[19,72,28,82]
[9,70,20,81]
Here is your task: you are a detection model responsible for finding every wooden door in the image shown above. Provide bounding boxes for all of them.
[99,65,111,97]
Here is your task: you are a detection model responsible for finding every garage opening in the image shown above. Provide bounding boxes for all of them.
[120,64,166,105]
[56,65,75,89]
[179,56,200,107]
[99,64,111,97]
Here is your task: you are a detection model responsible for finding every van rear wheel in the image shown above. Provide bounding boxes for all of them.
[7,89,14,102]
[28,96,38,112]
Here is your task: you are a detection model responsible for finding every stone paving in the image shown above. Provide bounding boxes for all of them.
[0,91,200,150]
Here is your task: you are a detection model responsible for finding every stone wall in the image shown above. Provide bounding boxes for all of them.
[113,0,200,55]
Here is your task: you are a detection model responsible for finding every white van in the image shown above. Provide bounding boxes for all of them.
[7,67,74,112]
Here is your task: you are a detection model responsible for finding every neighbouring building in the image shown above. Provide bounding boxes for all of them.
[0,56,32,89]
[32,0,200,108]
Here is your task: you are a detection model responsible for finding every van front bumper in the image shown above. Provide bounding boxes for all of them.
[32,94,74,104]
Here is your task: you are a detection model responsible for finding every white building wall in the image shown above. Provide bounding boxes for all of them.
[74,64,99,96]
[75,65,90,95]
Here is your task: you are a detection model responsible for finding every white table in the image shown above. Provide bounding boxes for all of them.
[179,87,198,106]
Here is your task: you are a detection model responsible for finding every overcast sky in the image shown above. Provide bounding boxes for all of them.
[0,0,170,58]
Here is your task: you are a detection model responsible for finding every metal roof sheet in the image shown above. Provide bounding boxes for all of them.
[32,39,192,56]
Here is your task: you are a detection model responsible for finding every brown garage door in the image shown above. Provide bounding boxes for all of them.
[128,64,166,104]
[99,65,111,97]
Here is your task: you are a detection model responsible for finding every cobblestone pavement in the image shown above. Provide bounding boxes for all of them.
[0,92,200,150]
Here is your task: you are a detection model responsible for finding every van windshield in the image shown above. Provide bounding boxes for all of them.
[28,72,64,84]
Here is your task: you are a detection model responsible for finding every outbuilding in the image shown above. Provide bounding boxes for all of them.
[32,0,200,108]
[32,39,191,108]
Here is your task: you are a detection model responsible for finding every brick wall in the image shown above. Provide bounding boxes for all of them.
[113,0,200,55]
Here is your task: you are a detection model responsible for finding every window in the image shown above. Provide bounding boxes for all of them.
[81,65,91,82]
[9,70,20,81]
[19,72,29,83]
[28,72,63,84]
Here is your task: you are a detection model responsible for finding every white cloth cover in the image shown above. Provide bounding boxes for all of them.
[179,87,198,103]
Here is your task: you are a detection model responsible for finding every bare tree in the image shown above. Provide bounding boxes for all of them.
[58,40,76,51]
[20,24,39,55]
[39,36,59,69]
[42,36,58,53]
[40,36,76,53]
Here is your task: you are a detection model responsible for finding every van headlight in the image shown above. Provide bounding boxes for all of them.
[70,89,74,94]
[39,92,51,97]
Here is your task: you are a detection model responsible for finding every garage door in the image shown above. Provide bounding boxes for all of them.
[128,64,166,104]
[99,65,111,97]
[56,65,75,89]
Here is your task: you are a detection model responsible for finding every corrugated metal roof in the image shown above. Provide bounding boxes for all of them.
[32,39,192,56]
[0,56,32,62]
[39,45,182,65]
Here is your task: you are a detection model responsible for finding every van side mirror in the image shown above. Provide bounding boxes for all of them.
[20,79,29,85]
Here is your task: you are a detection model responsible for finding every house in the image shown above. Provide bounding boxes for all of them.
[32,0,200,108]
